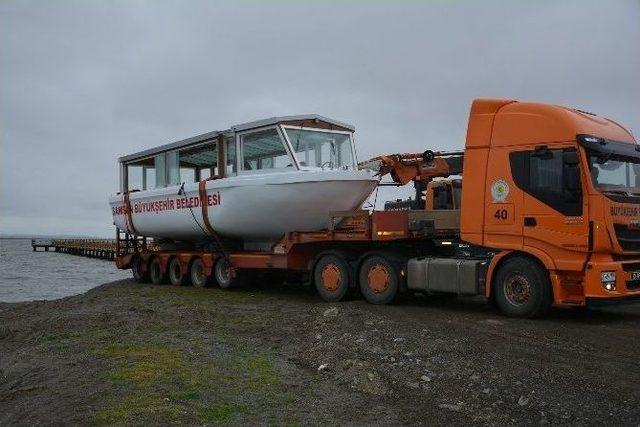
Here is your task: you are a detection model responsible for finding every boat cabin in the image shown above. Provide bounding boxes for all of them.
[118,115,359,193]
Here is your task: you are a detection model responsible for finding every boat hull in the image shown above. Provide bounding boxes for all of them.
[110,169,377,242]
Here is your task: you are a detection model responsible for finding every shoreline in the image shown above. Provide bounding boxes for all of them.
[2,278,640,425]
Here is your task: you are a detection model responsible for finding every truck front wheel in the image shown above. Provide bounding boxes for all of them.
[493,257,552,318]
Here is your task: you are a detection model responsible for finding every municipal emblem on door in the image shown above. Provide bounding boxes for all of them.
[491,179,509,202]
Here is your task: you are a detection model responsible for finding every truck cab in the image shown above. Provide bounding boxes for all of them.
[461,99,640,314]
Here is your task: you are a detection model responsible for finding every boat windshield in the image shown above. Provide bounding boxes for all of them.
[284,128,355,169]
[589,153,640,197]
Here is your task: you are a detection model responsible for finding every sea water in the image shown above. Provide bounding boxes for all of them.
[0,239,130,303]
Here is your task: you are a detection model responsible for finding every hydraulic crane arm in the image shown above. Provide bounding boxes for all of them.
[359,150,464,185]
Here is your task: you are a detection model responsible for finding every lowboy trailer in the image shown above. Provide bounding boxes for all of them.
[116,98,640,318]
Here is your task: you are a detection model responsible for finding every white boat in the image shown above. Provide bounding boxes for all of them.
[109,115,378,245]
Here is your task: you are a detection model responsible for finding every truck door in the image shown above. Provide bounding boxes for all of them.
[509,147,589,271]
[484,148,524,250]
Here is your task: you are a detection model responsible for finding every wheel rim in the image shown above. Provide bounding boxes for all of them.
[218,260,230,284]
[171,261,182,283]
[321,263,341,292]
[151,261,161,282]
[367,264,390,294]
[504,272,531,306]
[192,261,204,286]
[132,258,141,278]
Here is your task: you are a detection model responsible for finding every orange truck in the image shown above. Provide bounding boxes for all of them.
[116,98,640,318]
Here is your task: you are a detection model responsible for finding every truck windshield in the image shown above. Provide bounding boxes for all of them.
[589,154,640,196]
[284,128,355,169]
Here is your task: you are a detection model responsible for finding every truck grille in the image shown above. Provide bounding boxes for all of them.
[614,224,640,252]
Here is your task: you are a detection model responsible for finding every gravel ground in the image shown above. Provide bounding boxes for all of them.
[1,278,639,426]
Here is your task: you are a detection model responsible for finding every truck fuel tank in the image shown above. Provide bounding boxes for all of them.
[407,257,488,295]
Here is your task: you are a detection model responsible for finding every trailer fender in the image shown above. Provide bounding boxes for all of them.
[486,249,556,298]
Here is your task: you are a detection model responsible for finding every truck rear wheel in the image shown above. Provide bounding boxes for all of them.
[168,257,190,286]
[190,258,210,288]
[314,253,350,302]
[214,258,243,289]
[149,257,168,285]
[493,257,552,318]
[131,255,149,283]
[359,254,399,305]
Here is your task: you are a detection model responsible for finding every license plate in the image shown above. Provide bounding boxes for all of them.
[631,271,640,281]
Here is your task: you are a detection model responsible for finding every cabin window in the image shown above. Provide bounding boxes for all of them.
[126,164,143,191]
[509,148,583,216]
[284,128,355,169]
[155,154,166,188]
[167,151,180,186]
[144,167,155,189]
[156,142,218,187]
[177,141,218,182]
[240,128,294,171]
[125,157,155,191]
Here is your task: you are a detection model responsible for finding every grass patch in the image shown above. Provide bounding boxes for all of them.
[92,283,297,425]
[94,394,186,425]
[94,341,292,424]
[233,355,280,390]
[94,343,201,424]
[99,343,186,385]
[197,400,242,423]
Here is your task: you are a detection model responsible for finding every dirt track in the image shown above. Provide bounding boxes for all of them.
[1,279,639,426]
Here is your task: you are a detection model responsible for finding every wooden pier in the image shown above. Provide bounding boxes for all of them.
[32,239,118,261]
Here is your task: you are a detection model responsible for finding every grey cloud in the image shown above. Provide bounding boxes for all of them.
[1,0,639,236]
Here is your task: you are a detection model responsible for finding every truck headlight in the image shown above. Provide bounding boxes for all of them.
[601,271,616,291]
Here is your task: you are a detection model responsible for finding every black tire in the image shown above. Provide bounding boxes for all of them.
[190,258,210,288]
[493,256,552,318]
[314,253,351,302]
[359,254,399,305]
[214,257,243,289]
[149,257,168,285]
[168,257,190,286]
[131,255,149,283]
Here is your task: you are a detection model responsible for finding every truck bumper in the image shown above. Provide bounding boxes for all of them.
[583,256,640,301]
[587,294,640,307]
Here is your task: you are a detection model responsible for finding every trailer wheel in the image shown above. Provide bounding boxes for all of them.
[359,254,399,305]
[493,257,552,318]
[131,255,149,283]
[190,258,210,288]
[314,253,350,302]
[168,257,190,286]
[149,257,168,285]
[214,258,243,289]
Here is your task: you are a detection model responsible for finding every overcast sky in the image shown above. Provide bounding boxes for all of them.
[1,0,639,237]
